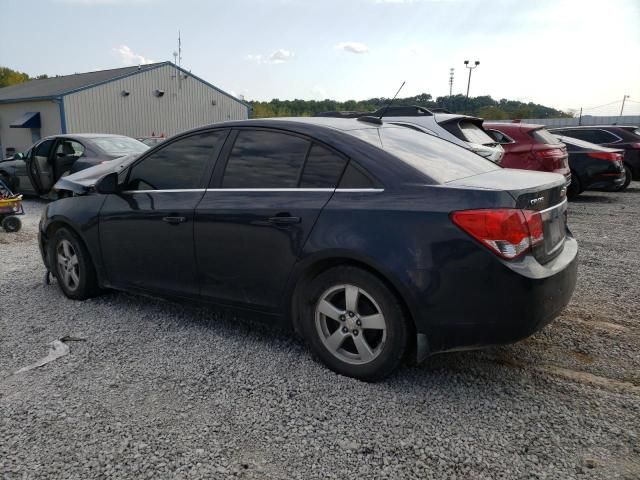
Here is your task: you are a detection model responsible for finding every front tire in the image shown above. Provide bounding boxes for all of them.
[48,227,100,300]
[300,266,409,381]
[1,216,21,232]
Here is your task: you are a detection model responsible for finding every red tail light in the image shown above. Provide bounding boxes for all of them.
[534,148,568,170]
[451,209,544,260]
[588,152,623,162]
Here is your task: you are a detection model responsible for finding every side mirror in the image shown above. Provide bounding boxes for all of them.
[14,153,24,160]
[95,172,119,194]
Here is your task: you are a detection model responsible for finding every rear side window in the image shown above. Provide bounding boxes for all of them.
[127,131,225,190]
[300,144,347,188]
[530,128,561,145]
[338,163,376,189]
[347,127,499,184]
[486,129,514,144]
[555,129,618,144]
[34,139,55,158]
[222,130,309,188]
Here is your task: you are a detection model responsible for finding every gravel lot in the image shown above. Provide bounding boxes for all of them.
[1,185,639,479]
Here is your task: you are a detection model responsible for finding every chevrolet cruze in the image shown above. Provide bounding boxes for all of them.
[39,118,578,381]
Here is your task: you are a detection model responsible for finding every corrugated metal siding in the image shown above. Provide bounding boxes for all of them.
[521,115,640,127]
[0,100,61,155]
[64,64,248,137]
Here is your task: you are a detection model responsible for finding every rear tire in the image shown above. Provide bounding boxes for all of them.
[617,164,632,191]
[567,172,581,199]
[1,216,21,232]
[300,266,409,381]
[48,227,100,300]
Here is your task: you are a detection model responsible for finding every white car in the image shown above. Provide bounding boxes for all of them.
[318,106,504,164]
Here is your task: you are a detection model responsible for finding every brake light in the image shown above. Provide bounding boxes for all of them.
[451,209,544,260]
[587,152,623,162]
[534,148,567,170]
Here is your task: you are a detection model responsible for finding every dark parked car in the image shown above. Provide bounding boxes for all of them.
[0,134,148,196]
[40,118,578,381]
[554,135,626,197]
[484,122,571,184]
[549,125,640,190]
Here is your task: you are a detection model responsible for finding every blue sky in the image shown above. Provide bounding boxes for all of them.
[1,0,639,115]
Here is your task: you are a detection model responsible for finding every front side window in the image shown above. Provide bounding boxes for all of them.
[222,130,309,188]
[127,131,225,190]
[34,139,55,158]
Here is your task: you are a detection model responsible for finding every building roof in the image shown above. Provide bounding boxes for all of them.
[0,62,168,103]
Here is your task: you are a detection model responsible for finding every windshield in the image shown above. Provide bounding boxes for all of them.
[91,136,148,155]
[346,126,500,183]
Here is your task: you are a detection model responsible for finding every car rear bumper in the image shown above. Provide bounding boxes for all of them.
[585,172,626,191]
[417,236,578,355]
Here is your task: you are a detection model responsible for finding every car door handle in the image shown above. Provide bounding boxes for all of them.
[162,216,187,224]
[268,215,301,225]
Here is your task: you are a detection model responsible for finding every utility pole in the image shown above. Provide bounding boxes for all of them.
[578,106,582,126]
[449,68,454,97]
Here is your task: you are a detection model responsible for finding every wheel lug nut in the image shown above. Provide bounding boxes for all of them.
[356,319,362,326]
[353,330,359,336]
[339,315,346,321]
[348,312,355,317]
[342,327,349,333]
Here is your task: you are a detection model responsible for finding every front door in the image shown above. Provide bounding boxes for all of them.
[25,138,56,194]
[195,128,348,311]
[99,130,228,298]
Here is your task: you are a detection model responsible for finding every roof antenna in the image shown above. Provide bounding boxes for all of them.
[357,81,406,126]
[379,81,406,119]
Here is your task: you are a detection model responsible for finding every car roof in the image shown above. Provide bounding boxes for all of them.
[484,122,545,132]
[549,125,633,130]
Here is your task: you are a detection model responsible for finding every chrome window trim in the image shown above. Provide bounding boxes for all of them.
[121,188,385,194]
[121,189,207,194]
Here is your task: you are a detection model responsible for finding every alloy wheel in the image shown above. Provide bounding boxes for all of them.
[56,239,80,292]
[315,284,387,365]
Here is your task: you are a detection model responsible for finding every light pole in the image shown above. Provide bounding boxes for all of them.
[464,60,480,100]
[619,94,630,119]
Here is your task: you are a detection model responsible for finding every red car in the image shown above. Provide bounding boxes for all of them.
[484,122,571,184]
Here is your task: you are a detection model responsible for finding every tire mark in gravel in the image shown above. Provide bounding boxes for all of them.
[489,351,640,395]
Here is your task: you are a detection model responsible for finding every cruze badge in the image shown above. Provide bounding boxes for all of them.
[529,197,545,206]
[560,186,567,198]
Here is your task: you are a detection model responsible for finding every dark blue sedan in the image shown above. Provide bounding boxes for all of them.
[38,118,578,381]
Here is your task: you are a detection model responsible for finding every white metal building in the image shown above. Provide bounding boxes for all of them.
[0,62,250,157]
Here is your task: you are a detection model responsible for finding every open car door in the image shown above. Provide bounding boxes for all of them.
[26,138,56,195]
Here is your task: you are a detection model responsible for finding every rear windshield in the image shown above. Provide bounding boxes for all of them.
[459,121,495,144]
[91,136,149,155]
[530,128,561,145]
[346,126,500,183]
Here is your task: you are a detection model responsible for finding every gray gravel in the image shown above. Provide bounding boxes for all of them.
[1,185,639,479]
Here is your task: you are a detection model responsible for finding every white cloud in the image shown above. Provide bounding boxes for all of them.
[268,49,294,63]
[335,42,369,54]
[246,49,294,64]
[113,45,155,66]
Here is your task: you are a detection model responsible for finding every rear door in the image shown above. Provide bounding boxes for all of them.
[99,130,228,297]
[194,128,347,311]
